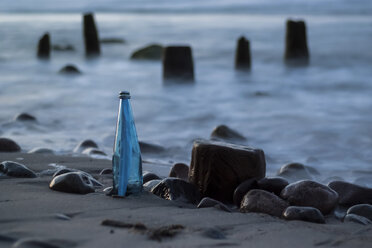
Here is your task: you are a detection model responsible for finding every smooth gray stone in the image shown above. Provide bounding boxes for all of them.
[139,141,165,153]
[344,214,372,225]
[283,206,325,224]
[169,163,189,181]
[59,64,81,75]
[328,181,372,206]
[143,179,161,192]
[233,178,258,207]
[53,168,102,187]
[28,148,54,154]
[277,162,312,182]
[143,172,160,184]
[0,161,37,178]
[73,139,98,153]
[197,197,232,212]
[347,204,372,221]
[49,172,95,194]
[257,177,289,196]
[0,138,21,152]
[14,113,37,122]
[240,189,289,217]
[281,180,339,215]
[130,44,163,60]
[82,147,106,156]
[210,125,246,141]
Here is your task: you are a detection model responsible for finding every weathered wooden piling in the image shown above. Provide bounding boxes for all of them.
[163,46,194,82]
[83,13,100,57]
[37,33,50,59]
[284,19,309,65]
[235,36,251,70]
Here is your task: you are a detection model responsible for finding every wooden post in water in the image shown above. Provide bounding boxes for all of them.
[37,33,50,59]
[235,36,251,70]
[284,19,309,66]
[83,13,100,57]
[163,46,194,82]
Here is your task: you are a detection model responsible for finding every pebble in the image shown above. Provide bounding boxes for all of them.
[346,204,372,221]
[27,147,54,154]
[82,147,107,156]
[49,172,95,194]
[233,178,258,207]
[53,168,102,187]
[139,141,166,153]
[240,189,289,217]
[283,206,325,224]
[210,125,246,141]
[276,162,312,182]
[143,179,161,192]
[169,163,189,181]
[0,138,21,152]
[151,178,201,204]
[281,180,339,214]
[14,113,37,122]
[130,44,163,60]
[0,161,37,178]
[59,64,81,75]
[73,139,98,153]
[143,171,161,184]
[257,177,289,196]
[344,214,372,225]
[328,181,372,206]
[197,197,232,212]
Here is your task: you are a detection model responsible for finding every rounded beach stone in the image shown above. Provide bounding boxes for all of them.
[233,178,258,207]
[151,178,201,204]
[283,206,325,224]
[27,147,54,154]
[281,180,339,214]
[59,64,81,75]
[240,189,289,217]
[130,44,163,60]
[82,147,106,156]
[73,139,98,153]
[100,168,112,175]
[328,181,372,206]
[257,177,289,196]
[169,163,189,181]
[49,172,95,194]
[0,161,37,178]
[210,125,246,141]
[143,172,160,184]
[37,33,50,59]
[0,138,21,152]
[235,36,251,70]
[197,197,232,212]
[344,214,372,225]
[139,141,165,153]
[14,113,37,122]
[143,179,161,192]
[347,204,372,221]
[163,46,194,82]
[277,162,312,182]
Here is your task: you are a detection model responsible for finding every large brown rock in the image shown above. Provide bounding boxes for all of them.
[189,140,266,203]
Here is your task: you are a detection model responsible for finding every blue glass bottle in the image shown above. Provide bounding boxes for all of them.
[112,91,143,196]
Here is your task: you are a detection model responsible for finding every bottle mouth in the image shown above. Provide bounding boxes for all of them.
[119,91,131,99]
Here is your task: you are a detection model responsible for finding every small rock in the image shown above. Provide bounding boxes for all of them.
[100,168,112,175]
[59,64,81,75]
[27,148,54,154]
[143,172,160,184]
[328,181,372,206]
[210,125,246,141]
[281,180,339,214]
[240,189,289,217]
[73,139,98,153]
[347,204,372,221]
[130,44,163,60]
[0,161,37,178]
[257,177,289,196]
[169,163,189,181]
[197,197,232,212]
[143,179,161,192]
[283,206,325,224]
[101,38,125,44]
[52,44,75,51]
[0,138,21,152]
[49,172,95,194]
[139,141,165,153]
[344,214,372,225]
[14,113,37,122]
[233,178,258,207]
[151,178,201,204]
[82,147,107,156]
[277,162,312,182]
[53,168,102,187]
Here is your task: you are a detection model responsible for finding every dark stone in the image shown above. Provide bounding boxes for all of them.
[0,161,37,178]
[240,189,289,217]
[151,178,201,204]
[143,171,161,184]
[53,168,75,178]
[139,141,165,153]
[328,181,372,206]
[53,168,102,187]
[52,44,75,51]
[49,172,95,194]
[233,178,258,207]
[189,139,266,203]
[163,46,194,82]
[130,44,163,60]
[197,197,232,212]
[284,19,309,66]
[283,206,325,224]
[82,147,107,156]
[210,125,246,141]
[59,64,81,75]
[202,227,226,240]
[101,38,125,44]
[235,36,251,70]
[14,113,37,122]
[0,138,21,152]
[344,214,372,225]
[257,177,289,196]
[73,139,98,153]
[37,33,50,59]
[277,162,312,182]
[83,13,100,57]
[347,204,372,221]
[281,180,339,214]
[100,168,112,175]
[143,179,161,192]
[27,147,54,154]
[169,163,189,181]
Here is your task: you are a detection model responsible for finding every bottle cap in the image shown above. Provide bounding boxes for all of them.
[119,91,131,99]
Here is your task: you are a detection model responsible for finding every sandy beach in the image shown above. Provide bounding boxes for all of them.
[0,152,371,248]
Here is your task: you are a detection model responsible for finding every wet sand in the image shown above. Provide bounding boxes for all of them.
[1,152,371,248]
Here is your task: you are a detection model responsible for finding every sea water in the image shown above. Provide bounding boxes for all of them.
[0,0,371,181]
